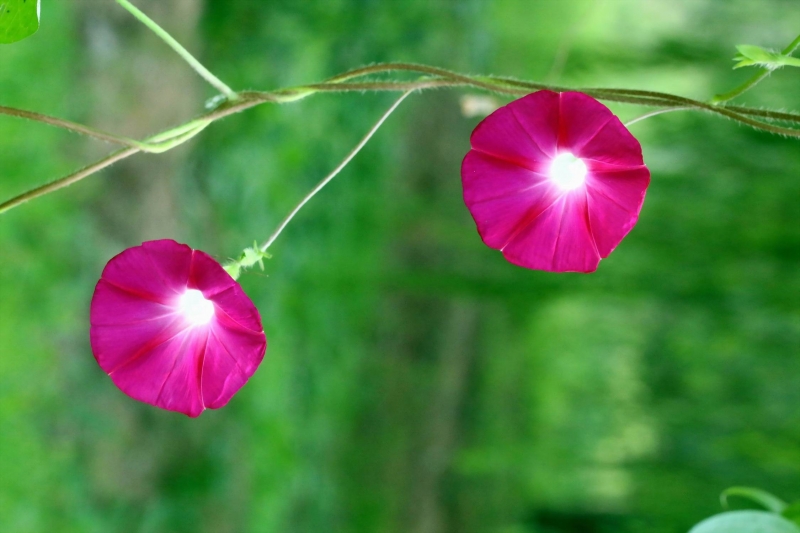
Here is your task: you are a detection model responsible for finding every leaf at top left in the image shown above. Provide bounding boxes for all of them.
[0,0,40,44]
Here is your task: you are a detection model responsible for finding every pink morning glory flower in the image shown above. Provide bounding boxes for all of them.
[461,90,651,273]
[90,239,267,417]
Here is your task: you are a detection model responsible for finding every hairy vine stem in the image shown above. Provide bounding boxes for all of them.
[0,2,798,216]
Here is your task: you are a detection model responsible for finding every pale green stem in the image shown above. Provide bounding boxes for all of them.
[0,104,202,153]
[0,121,209,214]
[115,0,237,100]
[624,106,691,126]
[0,148,139,215]
[712,33,800,104]
[3,64,800,216]
[259,91,413,252]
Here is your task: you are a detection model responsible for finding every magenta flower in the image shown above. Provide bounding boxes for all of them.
[90,239,267,417]
[461,90,650,273]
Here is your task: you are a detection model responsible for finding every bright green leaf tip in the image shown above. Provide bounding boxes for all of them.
[721,487,787,514]
[0,0,40,44]
[732,44,800,70]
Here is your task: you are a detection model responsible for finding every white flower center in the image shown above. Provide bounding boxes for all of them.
[549,152,587,191]
[179,290,215,325]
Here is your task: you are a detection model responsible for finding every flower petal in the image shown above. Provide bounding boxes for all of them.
[100,244,177,302]
[210,285,265,334]
[501,196,564,270]
[586,166,651,212]
[503,193,600,273]
[470,94,557,169]
[551,191,600,272]
[557,92,614,152]
[189,249,237,299]
[109,329,207,418]
[586,166,650,257]
[90,280,175,326]
[462,150,560,249]
[575,118,644,168]
[141,239,193,296]
[91,314,187,374]
[202,321,266,409]
[505,90,561,159]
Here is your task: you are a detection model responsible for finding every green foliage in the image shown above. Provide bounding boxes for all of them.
[722,487,787,514]
[782,503,800,527]
[689,511,800,533]
[733,44,800,69]
[0,0,38,44]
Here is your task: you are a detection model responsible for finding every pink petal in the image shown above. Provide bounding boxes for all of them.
[91,314,186,374]
[189,249,236,299]
[469,93,558,170]
[201,321,265,409]
[141,240,192,295]
[110,329,207,418]
[557,92,614,152]
[502,193,600,273]
[505,90,561,158]
[575,118,644,168]
[461,150,559,248]
[586,166,651,212]
[209,285,265,334]
[501,197,563,271]
[90,280,175,326]
[586,166,651,257]
[551,191,600,272]
[100,244,176,303]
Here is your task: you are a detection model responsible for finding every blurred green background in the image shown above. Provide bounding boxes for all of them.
[1,0,799,532]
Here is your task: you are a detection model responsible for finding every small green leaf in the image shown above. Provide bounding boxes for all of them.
[733,44,800,70]
[782,503,800,526]
[689,511,800,533]
[722,487,787,513]
[0,0,40,44]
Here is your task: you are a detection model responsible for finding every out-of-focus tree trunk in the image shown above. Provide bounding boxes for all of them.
[408,302,479,533]
[80,0,203,242]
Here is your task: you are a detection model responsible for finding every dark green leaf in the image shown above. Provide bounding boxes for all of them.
[782,503,800,526]
[689,511,800,533]
[0,0,39,44]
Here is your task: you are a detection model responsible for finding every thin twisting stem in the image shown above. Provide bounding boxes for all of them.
[0,105,142,147]
[259,91,413,252]
[115,0,237,100]
[3,62,800,216]
[0,121,210,214]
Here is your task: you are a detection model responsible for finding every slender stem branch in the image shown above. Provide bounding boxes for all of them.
[3,62,800,216]
[115,0,237,100]
[625,107,692,126]
[0,104,195,152]
[259,91,413,252]
[712,33,800,104]
[0,148,140,215]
